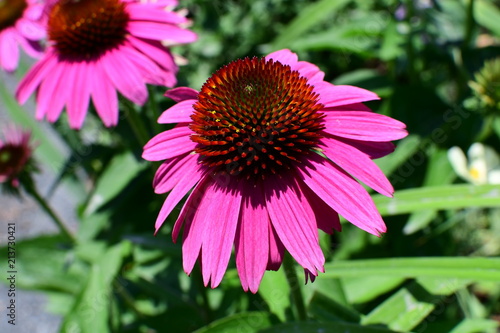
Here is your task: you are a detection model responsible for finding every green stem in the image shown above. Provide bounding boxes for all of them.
[25,182,75,243]
[283,255,307,321]
[146,86,162,134]
[463,0,475,49]
[122,99,151,146]
[474,115,494,142]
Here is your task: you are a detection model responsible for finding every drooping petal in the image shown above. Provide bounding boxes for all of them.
[235,182,269,293]
[320,136,394,197]
[153,152,199,194]
[265,175,325,274]
[36,60,66,120]
[322,111,407,142]
[66,62,91,129]
[298,154,386,236]
[158,99,196,124]
[16,51,58,104]
[314,82,380,107]
[339,138,395,159]
[200,177,242,288]
[91,60,119,127]
[165,87,199,102]
[142,125,196,161]
[101,48,148,105]
[154,161,207,232]
[298,179,341,234]
[267,224,285,271]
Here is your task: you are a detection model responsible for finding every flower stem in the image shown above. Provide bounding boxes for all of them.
[24,181,75,243]
[122,99,151,146]
[283,255,307,321]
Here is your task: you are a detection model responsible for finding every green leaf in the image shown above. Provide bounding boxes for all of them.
[192,312,275,333]
[271,0,351,50]
[83,151,146,216]
[475,0,500,37]
[450,318,499,333]
[0,235,87,294]
[308,291,361,323]
[343,276,405,304]
[373,184,500,216]
[258,270,290,322]
[60,241,132,333]
[259,321,404,333]
[362,281,434,332]
[324,257,500,281]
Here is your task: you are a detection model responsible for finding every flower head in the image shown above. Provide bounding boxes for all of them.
[143,50,408,293]
[16,0,197,129]
[467,57,500,114]
[0,126,34,188]
[0,0,45,72]
[448,143,500,185]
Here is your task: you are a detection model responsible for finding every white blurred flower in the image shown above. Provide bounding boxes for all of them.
[447,143,500,185]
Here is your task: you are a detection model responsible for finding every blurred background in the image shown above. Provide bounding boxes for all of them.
[1,0,500,332]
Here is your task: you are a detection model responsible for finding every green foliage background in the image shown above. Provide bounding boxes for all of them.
[2,0,500,332]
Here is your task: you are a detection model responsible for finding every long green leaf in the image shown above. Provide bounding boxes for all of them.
[259,321,404,333]
[271,0,351,49]
[373,184,500,216]
[324,257,500,281]
[193,312,275,333]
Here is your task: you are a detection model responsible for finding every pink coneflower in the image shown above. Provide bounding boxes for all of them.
[0,126,33,188]
[142,50,408,293]
[0,0,45,72]
[16,0,197,129]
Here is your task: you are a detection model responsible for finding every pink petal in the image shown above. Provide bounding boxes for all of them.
[297,154,386,236]
[321,102,372,112]
[158,99,196,124]
[35,60,66,120]
[265,49,298,66]
[298,180,341,234]
[267,225,285,271]
[91,60,119,127]
[44,62,71,122]
[164,87,199,103]
[0,30,19,72]
[294,61,325,84]
[315,82,380,107]
[128,21,197,44]
[153,152,199,194]
[16,51,58,104]
[177,177,213,274]
[235,182,269,293]
[338,138,395,159]
[120,41,170,85]
[142,125,195,161]
[101,48,147,105]
[16,19,45,40]
[322,111,407,142]
[200,177,242,288]
[127,35,177,73]
[154,160,207,232]
[265,175,325,274]
[320,136,394,197]
[66,62,90,129]
[126,3,188,24]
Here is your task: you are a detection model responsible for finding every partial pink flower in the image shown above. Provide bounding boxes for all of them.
[142,49,408,293]
[16,0,197,129]
[0,126,33,187]
[0,0,45,72]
